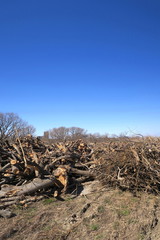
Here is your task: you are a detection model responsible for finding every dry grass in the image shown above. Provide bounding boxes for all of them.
[0,186,160,240]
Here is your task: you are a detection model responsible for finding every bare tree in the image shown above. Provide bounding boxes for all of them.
[49,127,69,141]
[0,112,36,142]
[69,127,87,140]
[18,124,36,137]
[49,126,87,142]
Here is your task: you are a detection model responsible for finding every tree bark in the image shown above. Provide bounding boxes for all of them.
[69,167,95,177]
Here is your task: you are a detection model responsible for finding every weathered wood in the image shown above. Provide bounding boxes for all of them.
[0,200,17,209]
[12,144,21,157]
[16,178,58,196]
[0,178,59,198]
[0,196,21,202]
[0,209,13,218]
[54,167,68,192]
[0,163,11,173]
[19,195,44,204]
[69,167,95,177]
[0,136,98,203]
[23,160,46,177]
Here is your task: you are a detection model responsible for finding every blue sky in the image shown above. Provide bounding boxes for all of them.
[0,0,160,136]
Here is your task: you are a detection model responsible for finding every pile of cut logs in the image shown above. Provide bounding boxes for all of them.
[1,136,160,209]
[0,136,96,208]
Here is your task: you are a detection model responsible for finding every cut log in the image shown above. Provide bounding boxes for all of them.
[0,178,61,198]
[69,167,95,177]
[24,160,49,177]
[19,195,44,205]
[0,200,17,209]
[54,167,68,192]
[16,178,59,196]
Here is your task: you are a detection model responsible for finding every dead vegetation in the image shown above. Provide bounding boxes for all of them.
[1,136,160,239]
[0,136,95,208]
[0,188,160,240]
[95,137,160,194]
[1,136,160,209]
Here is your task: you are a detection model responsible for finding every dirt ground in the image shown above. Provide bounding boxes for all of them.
[0,181,160,240]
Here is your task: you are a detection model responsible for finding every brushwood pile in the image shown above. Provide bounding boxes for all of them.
[0,136,160,208]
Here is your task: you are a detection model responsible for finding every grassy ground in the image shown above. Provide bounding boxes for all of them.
[0,182,160,240]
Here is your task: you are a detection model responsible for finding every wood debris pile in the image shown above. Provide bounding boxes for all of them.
[1,136,160,209]
[95,138,160,194]
[0,136,95,208]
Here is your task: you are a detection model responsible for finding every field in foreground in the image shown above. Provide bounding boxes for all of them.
[0,181,160,240]
[1,136,160,239]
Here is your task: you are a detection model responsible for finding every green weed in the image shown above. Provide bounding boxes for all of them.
[97,205,105,213]
[95,234,103,239]
[104,197,111,204]
[116,207,130,217]
[43,198,56,205]
[113,221,120,229]
[25,207,37,216]
[90,224,99,231]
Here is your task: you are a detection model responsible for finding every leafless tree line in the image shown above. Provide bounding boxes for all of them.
[0,112,35,143]
[45,127,87,141]
[0,112,136,144]
[43,127,110,142]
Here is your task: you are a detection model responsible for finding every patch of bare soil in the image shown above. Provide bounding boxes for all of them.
[0,181,160,240]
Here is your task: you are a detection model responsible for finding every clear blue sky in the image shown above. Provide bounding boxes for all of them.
[0,0,160,136]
